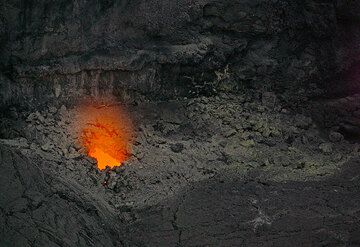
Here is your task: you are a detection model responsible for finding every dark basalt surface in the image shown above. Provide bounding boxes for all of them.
[126,162,360,247]
[1,141,360,246]
[0,144,120,247]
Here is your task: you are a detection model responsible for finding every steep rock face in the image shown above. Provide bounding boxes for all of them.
[1,0,357,107]
[332,1,360,96]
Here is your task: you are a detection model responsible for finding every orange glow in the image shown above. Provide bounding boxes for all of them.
[74,104,133,170]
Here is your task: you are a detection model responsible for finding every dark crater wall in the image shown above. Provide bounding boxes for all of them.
[1,0,360,107]
[2,2,360,246]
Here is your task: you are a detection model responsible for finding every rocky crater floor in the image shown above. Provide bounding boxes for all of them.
[1,92,360,246]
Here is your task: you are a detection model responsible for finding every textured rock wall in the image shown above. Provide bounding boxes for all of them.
[330,1,360,96]
[0,0,359,107]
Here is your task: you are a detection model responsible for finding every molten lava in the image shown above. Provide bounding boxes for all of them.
[75,104,133,170]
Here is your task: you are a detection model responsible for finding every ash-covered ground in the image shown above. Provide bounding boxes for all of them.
[1,91,360,246]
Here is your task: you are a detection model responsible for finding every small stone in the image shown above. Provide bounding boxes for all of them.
[108,181,117,190]
[26,113,36,122]
[68,152,81,159]
[240,139,255,148]
[301,135,309,145]
[20,149,31,156]
[281,162,290,167]
[68,146,82,159]
[332,153,342,162]
[133,149,144,160]
[224,128,237,138]
[329,131,344,143]
[281,108,290,114]
[250,161,262,168]
[66,162,75,171]
[57,120,66,127]
[319,143,333,154]
[154,136,167,144]
[68,146,76,153]
[59,105,68,117]
[86,156,97,165]
[41,142,53,151]
[239,11,247,18]
[294,114,312,129]
[238,94,246,103]
[234,123,244,131]
[61,146,69,156]
[353,144,360,153]
[54,84,61,98]
[48,106,57,114]
[30,143,37,150]
[262,159,270,167]
[200,96,209,104]
[202,113,211,121]
[170,143,184,153]
[37,112,45,123]
[115,166,126,173]
[262,92,277,108]
[219,140,227,148]
[257,106,266,112]
[73,141,82,151]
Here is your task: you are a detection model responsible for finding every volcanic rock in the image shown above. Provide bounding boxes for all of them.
[240,139,256,148]
[41,142,53,151]
[0,144,120,246]
[329,131,344,143]
[170,143,185,153]
[0,138,29,148]
[59,105,68,118]
[319,143,333,154]
[48,106,58,114]
[262,92,277,108]
[294,114,312,130]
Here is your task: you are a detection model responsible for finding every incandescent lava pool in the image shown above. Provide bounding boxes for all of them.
[73,103,134,170]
